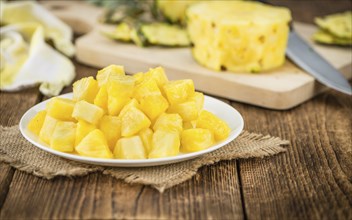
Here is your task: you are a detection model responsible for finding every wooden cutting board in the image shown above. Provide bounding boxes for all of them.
[42,1,352,110]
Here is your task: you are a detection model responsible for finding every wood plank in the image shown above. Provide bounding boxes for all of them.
[0,160,243,219]
[234,89,352,219]
[0,164,14,209]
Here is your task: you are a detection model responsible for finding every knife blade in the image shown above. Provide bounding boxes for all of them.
[286,31,352,95]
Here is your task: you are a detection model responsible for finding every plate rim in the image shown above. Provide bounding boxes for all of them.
[19,93,244,167]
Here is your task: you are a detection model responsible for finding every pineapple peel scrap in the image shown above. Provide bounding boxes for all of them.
[0,23,75,96]
[1,1,75,57]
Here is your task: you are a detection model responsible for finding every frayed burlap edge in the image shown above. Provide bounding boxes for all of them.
[0,125,289,192]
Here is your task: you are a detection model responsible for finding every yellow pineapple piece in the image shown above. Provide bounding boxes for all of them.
[99,115,121,150]
[107,75,135,115]
[189,92,204,111]
[75,129,113,159]
[139,128,153,154]
[46,97,76,121]
[181,128,214,152]
[163,79,195,105]
[73,76,99,103]
[27,110,46,136]
[72,100,104,125]
[168,101,199,122]
[96,64,125,87]
[118,99,140,119]
[145,67,168,88]
[187,1,291,72]
[196,110,231,141]
[114,136,147,159]
[140,95,169,122]
[153,113,183,134]
[39,115,59,144]
[183,121,196,130]
[149,129,180,158]
[133,72,145,85]
[75,120,96,146]
[94,85,108,113]
[50,121,76,152]
[133,77,162,101]
[121,106,151,137]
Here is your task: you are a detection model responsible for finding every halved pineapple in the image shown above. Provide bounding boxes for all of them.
[50,121,76,152]
[167,100,198,122]
[96,64,125,87]
[145,67,168,88]
[149,129,180,158]
[187,1,291,72]
[139,128,153,154]
[94,85,108,113]
[121,106,151,137]
[75,120,96,146]
[153,113,183,134]
[73,76,99,103]
[107,75,135,115]
[163,79,195,105]
[39,115,59,144]
[46,97,76,121]
[27,110,47,136]
[133,77,162,101]
[99,115,121,150]
[196,110,231,141]
[140,95,169,122]
[75,129,113,159]
[72,100,104,125]
[181,128,214,152]
[114,136,147,159]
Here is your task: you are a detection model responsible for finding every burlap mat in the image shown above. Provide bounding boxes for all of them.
[0,125,289,192]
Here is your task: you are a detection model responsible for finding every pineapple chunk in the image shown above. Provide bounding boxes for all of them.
[96,64,125,87]
[121,106,151,137]
[168,101,198,122]
[39,115,59,144]
[107,75,135,115]
[72,100,104,125]
[46,97,75,121]
[73,76,99,103]
[183,121,196,130]
[181,128,214,152]
[50,121,76,152]
[163,79,195,105]
[133,77,162,101]
[153,113,183,134]
[27,110,46,136]
[145,67,168,88]
[114,136,146,159]
[118,99,140,119]
[190,92,204,111]
[99,115,121,150]
[133,72,145,85]
[140,95,169,122]
[75,120,96,146]
[196,110,231,141]
[187,1,291,72]
[94,85,108,113]
[75,129,113,159]
[149,129,180,158]
[139,128,153,154]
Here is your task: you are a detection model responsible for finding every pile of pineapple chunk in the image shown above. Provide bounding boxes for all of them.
[27,65,231,159]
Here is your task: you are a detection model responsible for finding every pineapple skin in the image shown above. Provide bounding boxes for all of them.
[187,1,291,73]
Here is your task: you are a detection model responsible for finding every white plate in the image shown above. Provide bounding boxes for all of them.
[20,93,244,167]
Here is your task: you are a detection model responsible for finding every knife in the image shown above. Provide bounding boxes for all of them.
[286,30,352,95]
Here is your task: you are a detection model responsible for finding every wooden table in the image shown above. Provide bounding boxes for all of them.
[1,1,351,219]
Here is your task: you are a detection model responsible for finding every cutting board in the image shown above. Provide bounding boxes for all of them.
[42,1,352,110]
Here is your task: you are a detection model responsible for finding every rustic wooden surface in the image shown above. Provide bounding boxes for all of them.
[1,0,351,219]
